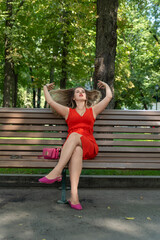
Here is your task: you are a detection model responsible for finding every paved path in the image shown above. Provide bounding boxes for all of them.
[0,187,160,240]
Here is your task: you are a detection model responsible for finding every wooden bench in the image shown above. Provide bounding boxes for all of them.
[0,108,160,202]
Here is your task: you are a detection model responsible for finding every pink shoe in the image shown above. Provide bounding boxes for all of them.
[38,176,62,184]
[68,200,83,210]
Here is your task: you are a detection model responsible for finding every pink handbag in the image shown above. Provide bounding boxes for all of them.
[38,148,61,159]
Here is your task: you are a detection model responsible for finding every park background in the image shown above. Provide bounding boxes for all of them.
[0,0,160,175]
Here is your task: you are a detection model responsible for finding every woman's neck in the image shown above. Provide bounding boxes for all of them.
[75,101,86,110]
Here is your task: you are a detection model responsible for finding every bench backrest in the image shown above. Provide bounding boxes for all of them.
[0,108,160,169]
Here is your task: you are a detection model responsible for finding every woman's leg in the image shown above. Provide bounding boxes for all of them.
[68,146,83,205]
[46,133,82,179]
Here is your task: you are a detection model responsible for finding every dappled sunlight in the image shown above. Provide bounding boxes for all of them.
[144,223,160,233]
[0,209,35,239]
[94,217,145,238]
[0,188,160,239]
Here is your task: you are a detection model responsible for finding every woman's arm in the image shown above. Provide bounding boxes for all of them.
[44,83,69,119]
[92,80,112,118]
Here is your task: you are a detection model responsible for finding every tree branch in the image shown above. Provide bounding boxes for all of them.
[148,28,159,44]
[15,0,25,16]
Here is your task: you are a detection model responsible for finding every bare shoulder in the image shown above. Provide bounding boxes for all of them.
[51,105,69,119]
[91,106,97,119]
[64,107,70,120]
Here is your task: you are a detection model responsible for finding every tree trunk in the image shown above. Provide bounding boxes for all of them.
[3,0,13,107]
[94,0,118,109]
[12,69,18,107]
[37,88,41,108]
[3,0,25,107]
[60,11,70,89]
[50,65,54,83]
[3,59,12,107]
[44,64,55,108]
[30,68,36,108]
[32,85,36,108]
[60,33,68,89]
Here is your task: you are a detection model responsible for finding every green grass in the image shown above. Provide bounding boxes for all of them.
[81,169,160,176]
[0,168,160,176]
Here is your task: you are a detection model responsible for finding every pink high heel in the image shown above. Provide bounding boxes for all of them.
[38,176,62,184]
[68,200,83,210]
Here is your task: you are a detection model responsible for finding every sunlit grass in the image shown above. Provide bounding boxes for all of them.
[0,168,160,176]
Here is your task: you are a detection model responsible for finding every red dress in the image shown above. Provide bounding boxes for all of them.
[65,107,99,160]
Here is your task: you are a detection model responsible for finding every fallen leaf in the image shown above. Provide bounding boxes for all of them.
[74,215,82,218]
[125,217,135,220]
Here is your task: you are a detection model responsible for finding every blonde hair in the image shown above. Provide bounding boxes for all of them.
[49,87,101,113]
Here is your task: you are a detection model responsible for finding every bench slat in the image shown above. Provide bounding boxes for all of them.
[1,145,160,153]
[98,146,160,152]
[0,161,58,168]
[95,134,160,140]
[1,118,160,126]
[1,132,160,140]
[94,126,160,133]
[1,108,160,115]
[1,125,160,134]
[0,146,61,151]
[97,115,160,120]
[0,119,65,124]
[0,139,64,145]
[1,151,159,158]
[1,112,160,121]
[97,140,160,147]
[1,139,160,147]
[0,113,59,119]
[0,132,67,138]
[94,120,160,126]
[0,125,68,131]
[82,162,160,170]
[1,108,160,171]
[0,160,160,170]
[1,156,160,163]
[98,152,160,157]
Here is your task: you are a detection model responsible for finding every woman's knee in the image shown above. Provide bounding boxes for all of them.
[73,146,83,156]
[68,132,82,145]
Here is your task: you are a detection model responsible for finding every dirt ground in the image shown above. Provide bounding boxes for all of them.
[0,187,160,240]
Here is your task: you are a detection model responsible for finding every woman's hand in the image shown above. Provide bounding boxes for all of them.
[92,80,112,118]
[45,82,55,91]
[97,80,109,89]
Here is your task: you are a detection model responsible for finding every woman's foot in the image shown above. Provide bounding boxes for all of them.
[39,176,62,184]
[39,169,62,184]
[68,193,80,205]
[68,200,82,210]
[67,198,80,205]
[45,169,61,180]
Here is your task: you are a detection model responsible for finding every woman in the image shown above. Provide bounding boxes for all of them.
[39,80,112,210]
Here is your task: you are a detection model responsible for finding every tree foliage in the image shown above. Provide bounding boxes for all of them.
[0,0,159,109]
[115,0,160,109]
[0,0,96,107]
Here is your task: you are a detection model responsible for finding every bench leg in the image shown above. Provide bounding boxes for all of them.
[57,169,68,204]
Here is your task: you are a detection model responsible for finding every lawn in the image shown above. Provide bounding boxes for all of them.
[0,168,160,176]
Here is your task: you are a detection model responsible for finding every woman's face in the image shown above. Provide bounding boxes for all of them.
[73,87,87,101]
